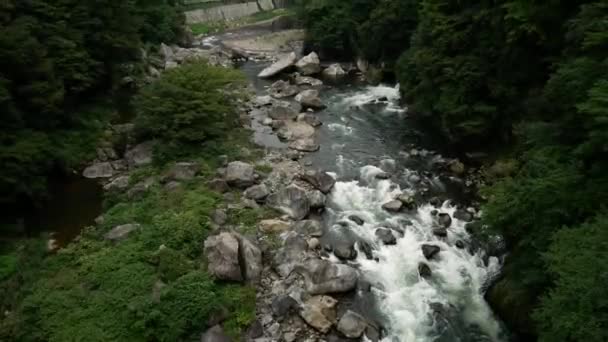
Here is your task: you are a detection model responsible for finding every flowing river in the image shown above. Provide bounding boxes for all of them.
[241,60,508,341]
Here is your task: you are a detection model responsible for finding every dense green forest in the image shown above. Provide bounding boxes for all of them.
[298,0,608,341]
[0,0,184,207]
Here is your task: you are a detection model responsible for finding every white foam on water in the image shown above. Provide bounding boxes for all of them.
[339,84,406,113]
[328,123,354,135]
[327,166,505,342]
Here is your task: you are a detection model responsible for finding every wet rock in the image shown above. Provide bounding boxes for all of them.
[125,141,154,168]
[432,227,448,237]
[308,238,321,250]
[295,52,321,75]
[201,325,231,342]
[297,259,358,294]
[455,240,466,249]
[164,162,200,181]
[307,190,327,209]
[244,184,270,203]
[379,159,396,173]
[454,209,474,222]
[267,105,299,120]
[83,162,114,178]
[375,172,391,180]
[103,175,130,191]
[272,295,299,319]
[259,219,291,234]
[246,320,264,340]
[449,160,465,175]
[397,194,417,209]
[255,95,273,107]
[267,185,311,220]
[430,209,439,216]
[334,242,357,260]
[437,213,452,228]
[207,178,229,193]
[382,200,403,213]
[323,63,346,78]
[422,244,441,260]
[301,170,336,194]
[234,233,262,284]
[278,121,316,141]
[225,161,255,189]
[375,228,397,245]
[295,74,323,87]
[337,310,367,338]
[299,295,338,333]
[270,80,299,98]
[429,197,444,207]
[349,215,365,226]
[295,89,325,109]
[211,209,228,226]
[365,325,381,342]
[418,262,432,278]
[297,113,322,127]
[258,52,297,78]
[358,241,374,260]
[289,138,320,152]
[204,232,242,281]
[104,223,140,242]
[293,220,323,237]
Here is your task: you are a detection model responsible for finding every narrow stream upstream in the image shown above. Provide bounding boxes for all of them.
[240,61,508,341]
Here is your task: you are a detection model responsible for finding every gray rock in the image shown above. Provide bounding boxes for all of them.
[432,227,448,237]
[299,295,337,333]
[295,89,325,109]
[297,113,322,127]
[382,200,403,213]
[125,141,154,168]
[438,213,452,228]
[211,209,228,226]
[83,162,114,178]
[375,172,391,180]
[397,194,417,209]
[272,295,299,319]
[235,233,262,284]
[104,223,140,242]
[379,159,396,173]
[289,138,320,152]
[349,215,365,226]
[246,320,264,340]
[201,325,231,342]
[418,262,432,278]
[301,170,336,194]
[258,219,291,233]
[293,220,323,237]
[159,43,174,62]
[449,160,465,175]
[454,209,474,222]
[267,185,311,220]
[358,241,374,260]
[307,190,327,209]
[295,52,321,75]
[337,310,367,338]
[274,233,310,277]
[127,177,155,199]
[255,95,273,107]
[207,178,230,193]
[322,63,347,78]
[267,105,299,120]
[295,74,323,87]
[270,80,299,98]
[204,232,242,281]
[375,228,397,245]
[225,161,255,188]
[103,175,130,191]
[258,52,297,78]
[334,242,357,260]
[422,244,441,260]
[164,181,181,192]
[297,259,358,294]
[244,184,270,203]
[455,240,466,249]
[164,162,200,181]
[278,121,316,141]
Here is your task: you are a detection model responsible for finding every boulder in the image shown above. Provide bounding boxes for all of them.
[297,113,322,127]
[454,209,474,222]
[438,213,452,228]
[255,95,273,107]
[307,190,327,209]
[418,262,432,278]
[295,89,325,109]
[358,241,374,260]
[246,320,264,340]
[379,159,396,173]
[382,200,403,213]
[274,233,310,277]
[432,227,448,237]
[200,325,231,342]
[375,228,397,245]
[125,141,154,168]
[349,215,365,226]
[297,259,358,294]
[244,184,270,203]
[422,244,440,260]
[397,194,417,209]
[165,162,200,181]
[308,238,321,250]
[259,219,291,234]
[270,80,299,98]
[455,240,466,249]
[104,223,140,242]
[159,43,174,62]
[337,310,367,338]
[449,160,465,175]
[267,185,311,220]
[234,233,262,284]
[272,295,299,319]
[204,232,242,281]
[277,121,316,141]
[210,209,228,226]
[289,138,320,152]
[225,161,255,188]
[334,241,357,260]
[323,63,347,78]
[293,220,324,237]
[375,172,391,180]
[299,295,338,333]
[83,162,114,179]
[267,104,299,120]
[356,58,369,73]
[295,74,323,87]
[295,52,321,75]
[127,177,155,199]
[207,178,230,193]
[103,175,130,190]
[301,170,336,194]
[258,52,297,78]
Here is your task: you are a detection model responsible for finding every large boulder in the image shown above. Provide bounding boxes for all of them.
[437,213,452,228]
[301,170,336,194]
[204,232,242,281]
[296,258,358,294]
[375,228,397,245]
[83,162,114,179]
[164,162,200,181]
[382,200,403,213]
[104,223,140,242]
[299,295,338,333]
[333,241,357,260]
[234,233,262,284]
[125,141,154,168]
[295,74,323,87]
[295,52,321,75]
[274,233,310,277]
[267,185,311,220]
[293,220,324,237]
[422,244,441,260]
[259,219,291,234]
[297,113,322,127]
[225,161,255,189]
[277,121,316,141]
[307,190,327,209]
[289,138,320,152]
[269,80,299,98]
[322,63,346,78]
[295,89,325,109]
[244,184,270,203]
[337,310,367,338]
[258,52,297,78]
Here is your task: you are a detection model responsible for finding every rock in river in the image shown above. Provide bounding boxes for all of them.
[295,52,321,76]
[323,63,347,78]
[296,258,358,294]
[267,185,311,220]
[382,200,403,213]
[337,310,367,339]
[295,89,325,109]
[289,138,320,152]
[422,244,441,260]
[258,52,297,78]
[301,170,336,194]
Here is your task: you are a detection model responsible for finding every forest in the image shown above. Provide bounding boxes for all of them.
[298,0,608,340]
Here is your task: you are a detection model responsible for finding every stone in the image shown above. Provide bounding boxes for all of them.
[349,215,365,225]
[267,185,311,220]
[273,233,310,277]
[356,57,369,73]
[297,113,322,127]
[432,227,448,237]
[358,241,374,260]
[270,80,299,98]
[125,141,154,168]
[278,121,316,141]
[235,233,262,284]
[295,52,321,75]
[429,197,443,207]
[127,177,155,199]
[337,310,367,338]
[164,181,181,192]
[207,178,230,193]
[455,240,466,249]
[308,238,321,250]
[159,43,174,62]
[454,209,474,222]
[103,175,130,191]
[295,74,323,87]
[375,228,397,245]
[379,159,396,173]
[422,244,441,260]
[283,332,297,342]
[365,325,381,342]
[307,190,327,209]
[244,184,270,203]
[255,95,273,106]
[272,295,299,319]
[104,223,140,242]
[258,52,297,78]
[259,219,291,234]
[210,209,228,226]
[293,220,324,237]
[165,162,200,181]
[438,213,452,228]
[83,162,114,178]
[375,172,391,180]
[295,89,325,109]
[334,242,357,260]
[297,259,358,294]
[322,63,347,78]
[299,295,338,333]
[418,262,432,278]
[225,161,255,188]
[246,320,264,340]
[289,138,320,152]
[301,170,336,194]
[204,232,242,282]
[200,325,231,342]
[267,105,299,120]
[449,160,465,175]
[397,194,416,209]
[382,200,403,213]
